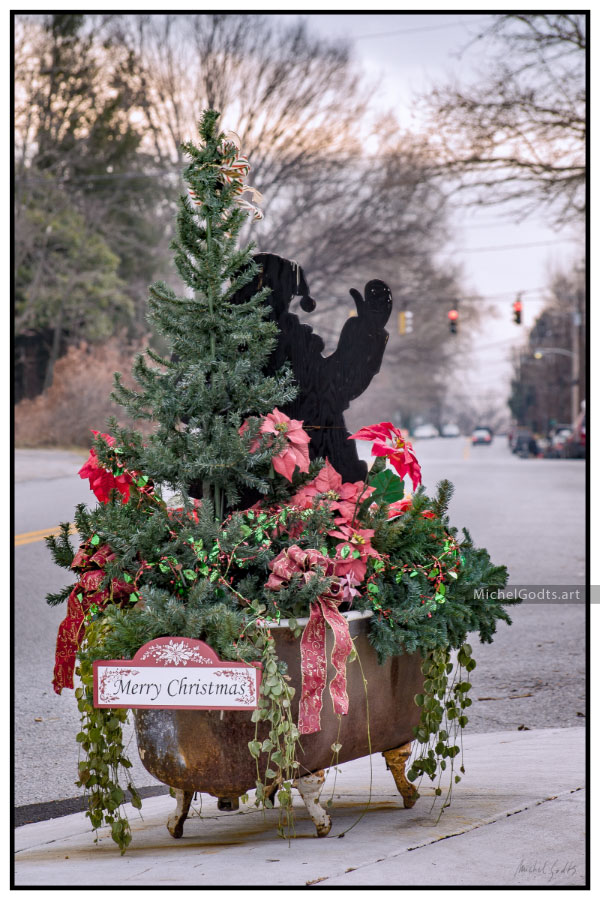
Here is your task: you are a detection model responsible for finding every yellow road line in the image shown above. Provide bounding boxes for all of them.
[15,524,78,547]
[462,440,471,460]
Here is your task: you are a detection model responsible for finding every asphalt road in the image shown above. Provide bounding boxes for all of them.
[14,439,586,810]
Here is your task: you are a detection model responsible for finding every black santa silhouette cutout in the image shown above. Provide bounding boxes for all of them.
[233,252,392,483]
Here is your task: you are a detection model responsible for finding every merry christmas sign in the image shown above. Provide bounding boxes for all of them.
[93,637,261,710]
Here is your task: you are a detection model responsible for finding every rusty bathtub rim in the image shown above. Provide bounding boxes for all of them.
[269,609,373,629]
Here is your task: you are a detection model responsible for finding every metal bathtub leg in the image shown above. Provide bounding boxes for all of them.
[166,788,194,838]
[294,769,332,837]
[382,743,419,808]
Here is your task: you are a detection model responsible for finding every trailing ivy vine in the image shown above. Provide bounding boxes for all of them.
[407,643,476,810]
[246,615,299,836]
[75,621,142,854]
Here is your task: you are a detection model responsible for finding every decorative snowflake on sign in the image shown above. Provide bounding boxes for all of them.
[140,640,212,666]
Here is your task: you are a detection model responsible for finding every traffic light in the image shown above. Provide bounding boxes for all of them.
[398,311,413,334]
[513,297,522,324]
[448,308,458,334]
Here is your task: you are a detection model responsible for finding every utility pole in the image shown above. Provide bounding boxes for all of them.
[571,305,581,423]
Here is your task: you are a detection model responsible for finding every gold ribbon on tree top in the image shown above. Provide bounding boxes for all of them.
[189,130,264,221]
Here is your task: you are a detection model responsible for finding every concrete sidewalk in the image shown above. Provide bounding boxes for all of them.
[14,726,586,887]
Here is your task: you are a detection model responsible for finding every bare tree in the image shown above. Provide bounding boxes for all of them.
[15,12,480,424]
[508,261,585,430]
[421,13,586,227]
[115,15,457,299]
[114,12,478,426]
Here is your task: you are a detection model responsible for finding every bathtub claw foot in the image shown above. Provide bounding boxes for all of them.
[166,788,194,838]
[383,743,419,808]
[295,769,331,837]
[264,782,278,806]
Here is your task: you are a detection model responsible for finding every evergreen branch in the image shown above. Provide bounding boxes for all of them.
[46,584,74,607]
[45,521,76,570]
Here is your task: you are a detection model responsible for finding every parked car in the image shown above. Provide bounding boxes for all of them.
[471,427,492,445]
[441,423,461,437]
[513,430,539,457]
[412,424,439,439]
[562,410,586,458]
[536,436,551,455]
[545,427,573,457]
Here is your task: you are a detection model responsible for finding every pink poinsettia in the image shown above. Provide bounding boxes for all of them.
[79,432,134,504]
[260,409,310,481]
[349,422,422,491]
[329,523,380,583]
[241,408,311,482]
[292,459,373,523]
[339,573,361,606]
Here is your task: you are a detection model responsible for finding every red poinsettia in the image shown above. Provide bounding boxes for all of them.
[329,523,380,583]
[242,408,311,482]
[292,459,373,523]
[167,497,203,524]
[387,497,413,519]
[349,422,422,490]
[78,432,134,504]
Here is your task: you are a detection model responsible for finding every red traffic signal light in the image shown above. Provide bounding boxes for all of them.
[512,299,522,324]
[448,308,458,333]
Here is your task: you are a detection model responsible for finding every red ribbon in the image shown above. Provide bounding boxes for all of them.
[266,544,354,735]
[298,595,353,735]
[52,542,134,694]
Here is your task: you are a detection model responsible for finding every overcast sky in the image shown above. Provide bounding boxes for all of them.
[281,12,582,404]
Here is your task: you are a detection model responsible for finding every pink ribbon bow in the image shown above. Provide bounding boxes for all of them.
[266,545,353,735]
